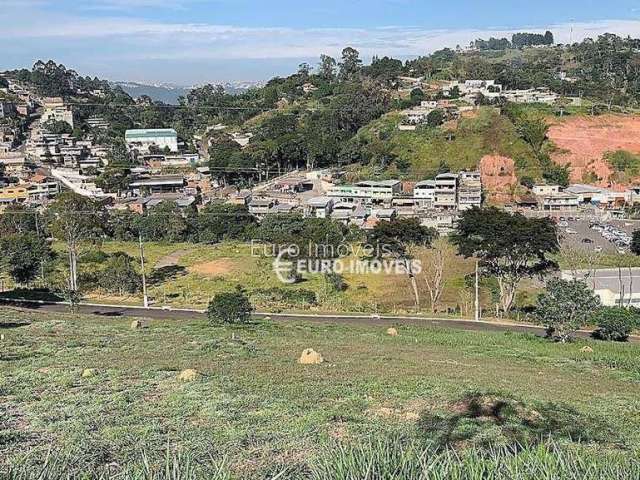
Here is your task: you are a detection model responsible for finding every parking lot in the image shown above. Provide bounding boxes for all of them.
[555,217,637,253]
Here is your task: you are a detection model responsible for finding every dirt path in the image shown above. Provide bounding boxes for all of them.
[154,249,191,269]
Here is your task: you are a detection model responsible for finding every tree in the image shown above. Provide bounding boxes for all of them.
[535,279,600,342]
[198,203,255,243]
[631,230,640,256]
[207,287,253,324]
[427,109,445,127]
[339,47,362,80]
[368,218,436,309]
[0,204,41,236]
[97,252,141,296]
[516,114,548,155]
[592,307,639,342]
[48,192,104,306]
[139,201,189,242]
[542,163,570,188]
[0,233,51,284]
[452,207,559,315]
[319,54,337,81]
[42,119,73,135]
[419,237,457,313]
[96,141,133,195]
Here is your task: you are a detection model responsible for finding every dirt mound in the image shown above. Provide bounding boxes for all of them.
[298,348,324,365]
[387,327,399,337]
[547,115,640,184]
[479,155,518,203]
[188,258,237,277]
[177,369,199,382]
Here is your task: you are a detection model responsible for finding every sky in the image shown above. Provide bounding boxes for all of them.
[3,0,640,85]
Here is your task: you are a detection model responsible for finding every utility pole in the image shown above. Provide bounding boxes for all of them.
[474,260,480,321]
[138,234,149,309]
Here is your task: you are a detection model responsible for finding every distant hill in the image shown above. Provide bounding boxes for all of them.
[114,81,261,104]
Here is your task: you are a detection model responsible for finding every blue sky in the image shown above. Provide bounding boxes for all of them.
[2,0,640,84]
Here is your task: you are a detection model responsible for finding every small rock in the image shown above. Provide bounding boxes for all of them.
[387,327,399,337]
[130,320,144,330]
[177,369,199,382]
[37,367,51,374]
[82,368,96,378]
[581,346,594,353]
[299,348,324,365]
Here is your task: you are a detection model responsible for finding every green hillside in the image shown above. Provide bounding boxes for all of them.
[350,108,542,180]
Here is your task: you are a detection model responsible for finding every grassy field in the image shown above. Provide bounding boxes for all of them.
[4,238,638,317]
[0,240,482,315]
[2,307,640,478]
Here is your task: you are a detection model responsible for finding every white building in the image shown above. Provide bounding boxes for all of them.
[434,173,458,210]
[413,180,436,207]
[458,171,482,210]
[41,97,74,128]
[327,180,401,205]
[533,185,561,196]
[125,129,178,153]
[305,196,334,218]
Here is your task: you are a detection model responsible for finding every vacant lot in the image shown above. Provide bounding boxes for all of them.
[547,114,640,183]
[2,307,640,477]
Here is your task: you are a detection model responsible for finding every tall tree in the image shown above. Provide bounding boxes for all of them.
[318,54,337,81]
[48,192,104,306]
[368,218,436,309]
[339,47,362,80]
[0,233,51,285]
[452,207,559,315]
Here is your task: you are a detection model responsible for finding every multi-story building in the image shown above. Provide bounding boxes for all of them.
[413,180,436,208]
[327,180,401,206]
[305,197,334,218]
[540,192,579,211]
[129,175,185,195]
[434,173,458,210]
[41,97,74,128]
[457,171,482,210]
[125,129,179,153]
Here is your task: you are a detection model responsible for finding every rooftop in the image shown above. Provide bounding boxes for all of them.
[125,129,178,140]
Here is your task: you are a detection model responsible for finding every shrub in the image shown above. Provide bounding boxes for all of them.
[535,279,600,342]
[208,287,253,324]
[97,252,142,295]
[593,307,638,342]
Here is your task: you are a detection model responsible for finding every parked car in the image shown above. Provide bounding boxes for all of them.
[594,246,603,253]
[559,221,569,228]
[582,238,593,244]
[566,228,577,235]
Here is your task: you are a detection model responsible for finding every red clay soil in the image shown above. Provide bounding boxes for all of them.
[547,115,640,185]
[479,155,518,203]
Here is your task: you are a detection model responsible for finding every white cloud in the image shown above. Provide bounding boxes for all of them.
[0,10,640,59]
[2,6,640,62]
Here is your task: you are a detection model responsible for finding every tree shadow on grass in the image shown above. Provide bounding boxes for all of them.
[148,265,187,286]
[418,391,622,452]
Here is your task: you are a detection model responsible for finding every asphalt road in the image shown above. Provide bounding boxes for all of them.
[0,298,615,341]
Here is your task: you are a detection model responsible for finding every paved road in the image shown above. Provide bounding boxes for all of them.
[0,298,616,341]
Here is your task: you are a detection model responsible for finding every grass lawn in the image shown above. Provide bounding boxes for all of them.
[2,307,640,478]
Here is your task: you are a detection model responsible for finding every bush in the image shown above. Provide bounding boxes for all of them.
[592,307,638,342]
[97,252,142,295]
[208,288,253,324]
